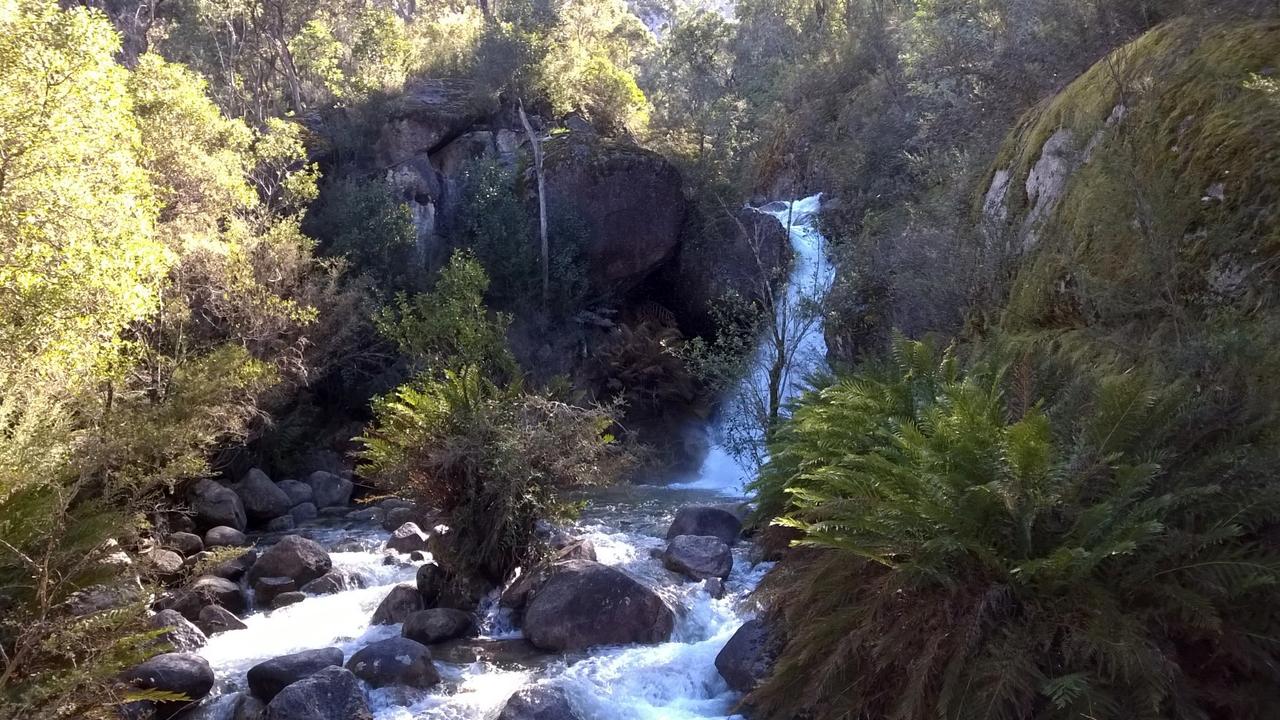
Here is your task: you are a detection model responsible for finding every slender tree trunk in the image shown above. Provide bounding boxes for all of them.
[518,99,549,308]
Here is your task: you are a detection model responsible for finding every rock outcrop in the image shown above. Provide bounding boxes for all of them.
[521,560,673,651]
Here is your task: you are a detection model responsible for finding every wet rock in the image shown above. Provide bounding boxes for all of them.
[318,507,350,518]
[175,691,256,720]
[271,592,306,609]
[253,576,297,606]
[346,637,440,688]
[288,502,317,524]
[122,652,214,706]
[378,497,415,512]
[149,609,207,652]
[415,563,445,606]
[553,539,596,562]
[277,480,313,507]
[703,577,725,599]
[499,563,556,615]
[370,584,423,625]
[666,506,741,546]
[204,526,248,548]
[207,549,257,582]
[247,535,332,587]
[167,532,205,557]
[247,647,345,701]
[236,469,291,523]
[522,560,674,651]
[381,506,417,532]
[330,538,368,553]
[431,638,547,668]
[188,479,246,532]
[401,608,475,644]
[497,685,580,720]
[300,569,362,595]
[196,605,247,635]
[262,666,371,720]
[233,693,265,720]
[715,618,775,693]
[346,507,383,523]
[385,522,430,554]
[306,471,352,509]
[265,516,295,533]
[164,575,246,620]
[662,535,733,581]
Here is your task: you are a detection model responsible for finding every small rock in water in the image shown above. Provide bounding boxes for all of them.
[522,560,674,651]
[662,534,733,581]
[415,563,445,606]
[666,505,742,546]
[553,539,596,562]
[253,576,297,606]
[346,637,440,688]
[197,605,247,635]
[371,584,423,625]
[247,647,344,701]
[208,549,257,582]
[271,591,306,609]
[715,618,776,693]
[409,550,428,562]
[346,507,383,523]
[497,685,581,720]
[330,538,366,553]
[149,609,207,651]
[703,577,726,599]
[301,570,358,595]
[263,666,371,720]
[385,522,430,554]
[247,535,331,587]
[205,525,248,548]
[401,608,475,644]
[265,515,296,533]
[381,505,417,531]
[164,575,246,620]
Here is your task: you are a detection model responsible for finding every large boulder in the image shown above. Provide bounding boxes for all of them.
[236,469,291,523]
[188,479,247,532]
[300,569,363,596]
[666,506,741,546]
[497,685,580,720]
[247,647,345,701]
[370,584,423,625]
[207,549,257,582]
[167,531,205,557]
[204,526,248,548]
[247,535,332,587]
[522,560,673,651]
[715,618,775,693]
[263,666,371,720]
[401,608,475,645]
[149,609,207,652]
[376,78,494,167]
[122,652,215,704]
[543,136,687,296]
[305,471,353,509]
[196,605,247,635]
[385,522,430,554]
[277,479,314,506]
[415,563,445,606]
[289,502,318,524]
[145,548,185,579]
[163,575,246,620]
[253,576,297,607]
[345,637,440,688]
[662,535,733,581]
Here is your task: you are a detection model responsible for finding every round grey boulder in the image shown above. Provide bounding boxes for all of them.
[122,652,215,704]
[300,569,362,596]
[146,548,185,579]
[188,479,247,532]
[370,584,423,625]
[253,576,297,606]
[402,608,475,644]
[289,502,318,524]
[197,604,247,635]
[247,647,344,701]
[149,609,207,652]
[204,526,248,548]
[236,469,292,523]
[247,535,332,587]
[306,471,353,509]
[271,591,306,609]
[164,575,246,620]
[265,516,295,533]
[167,531,205,557]
[385,522,430,554]
[522,560,674,651]
[714,618,775,693]
[263,666,370,720]
[277,479,314,506]
[345,637,440,688]
[497,685,581,720]
[666,505,741,546]
[662,535,733,581]
[415,563,445,606]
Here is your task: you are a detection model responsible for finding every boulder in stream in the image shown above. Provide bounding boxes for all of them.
[662,534,733,581]
[370,583,424,625]
[236,469,292,523]
[497,685,581,720]
[247,535,332,587]
[715,618,776,693]
[277,479,314,506]
[300,569,362,596]
[415,563,445,606]
[247,647,345,701]
[188,479,246,532]
[289,502,318,524]
[401,608,475,644]
[263,666,371,720]
[122,652,215,707]
[271,591,306,609]
[346,637,440,688]
[522,560,674,651]
[305,471,352,509]
[204,526,248,548]
[666,505,742,546]
[385,522,430,554]
[196,605,247,635]
[149,609,207,652]
[253,576,297,606]
[163,575,246,620]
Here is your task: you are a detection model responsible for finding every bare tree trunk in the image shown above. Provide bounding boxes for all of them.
[518,99,549,308]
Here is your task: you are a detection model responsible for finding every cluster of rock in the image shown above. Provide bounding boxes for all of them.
[187,468,354,535]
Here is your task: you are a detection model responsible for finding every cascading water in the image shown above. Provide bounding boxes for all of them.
[192,195,830,719]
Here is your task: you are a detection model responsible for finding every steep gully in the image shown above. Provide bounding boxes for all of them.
[195,195,830,719]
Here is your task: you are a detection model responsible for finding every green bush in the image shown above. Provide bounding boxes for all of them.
[750,338,1280,720]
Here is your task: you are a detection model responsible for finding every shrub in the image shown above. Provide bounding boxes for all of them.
[749,338,1280,720]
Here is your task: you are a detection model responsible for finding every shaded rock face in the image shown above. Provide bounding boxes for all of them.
[401,608,475,645]
[253,577,298,606]
[271,591,306,609]
[204,526,247,548]
[188,479,246,532]
[346,637,440,688]
[122,652,215,704]
[497,685,581,720]
[667,506,742,546]
[522,560,674,651]
[376,79,493,167]
[263,666,371,720]
[544,137,687,297]
[306,471,352,509]
[167,531,205,556]
[247,647,345,701]
[236,469,291,523]
[662,535,733,581]
[301,569,363,596]
[289,502,318,524]
[371,584,424,625]
[149,609,207,652]
[386,522,431,554]
[415,563,445,606]
[248,535,332,587]
[208,549,257,582]
[197,605,247,635]
[277,480,313,507]
[715,618,775,693]
[164,575,246,620]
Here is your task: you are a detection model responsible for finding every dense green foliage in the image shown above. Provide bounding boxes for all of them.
[752,339,1280,720]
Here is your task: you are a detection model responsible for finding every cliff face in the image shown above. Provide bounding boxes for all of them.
[981,19,1280,345]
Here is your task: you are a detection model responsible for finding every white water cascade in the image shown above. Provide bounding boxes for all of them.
[191,194,831,720]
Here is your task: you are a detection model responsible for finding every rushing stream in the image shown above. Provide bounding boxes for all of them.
[194,195,829,719]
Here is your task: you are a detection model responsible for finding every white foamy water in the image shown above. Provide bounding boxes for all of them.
[191,194,828,719]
